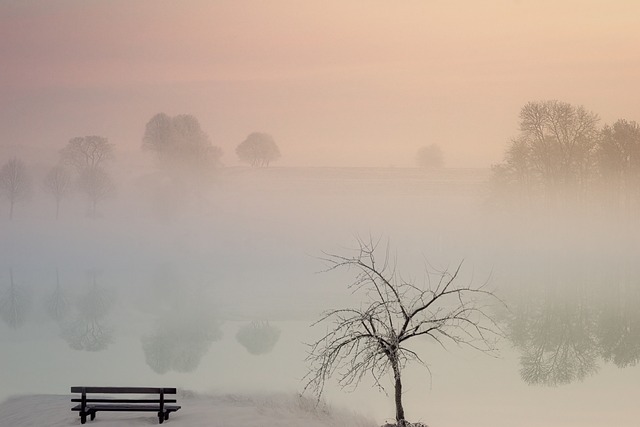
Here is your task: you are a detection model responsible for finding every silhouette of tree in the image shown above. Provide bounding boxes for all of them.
[78,167,115,217]
[304,237,501,427]
[236,132,281,167]
[142,113,223,176]
[60,136,114,173]
[43,165,72,219]
[0,157,31,220]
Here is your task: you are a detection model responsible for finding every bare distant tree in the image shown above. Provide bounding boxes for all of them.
[236,132,281,167]
[595,119,640,209]
[43,165,72,219]
[304,237,502,427]
[78,167,115,217]
[416,144,444,169]
[0,157,31,220]
[60,136,114,173]
[142,113,223,174]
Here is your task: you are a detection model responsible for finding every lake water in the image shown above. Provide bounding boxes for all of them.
[1,167,639,426]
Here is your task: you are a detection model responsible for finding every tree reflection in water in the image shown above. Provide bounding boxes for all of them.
[60,270,115,351]
[503,257,640,385]
[236,321,280,355]
[0,269,31,329]
[142,303,223,374]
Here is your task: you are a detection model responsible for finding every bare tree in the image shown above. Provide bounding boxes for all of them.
[236,132,281,167]
[492,100,600,207]
[78,167,115,217]
[60,136,114,173]
[304,237,502,427]
[0,157,31,220]
[142,113,223,173]
[43,165,72,219]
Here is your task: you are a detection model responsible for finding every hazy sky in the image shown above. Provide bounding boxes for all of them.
[1,0,639,167]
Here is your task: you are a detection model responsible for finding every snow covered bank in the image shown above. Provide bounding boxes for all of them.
[0,391,376,427]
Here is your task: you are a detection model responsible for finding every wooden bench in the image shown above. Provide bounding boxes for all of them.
[71,386,181,424]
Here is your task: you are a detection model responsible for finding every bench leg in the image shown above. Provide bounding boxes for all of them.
[80,413,86,424]
[90,410,96,421]
[158,412,164,424]
[165,411,170,420]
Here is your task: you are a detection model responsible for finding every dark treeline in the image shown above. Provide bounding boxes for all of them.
[491,100,640,215]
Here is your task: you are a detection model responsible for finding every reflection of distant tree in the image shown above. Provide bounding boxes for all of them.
[236,321,280,355]
[508,289,599,386]
[504,261,640,385]
[44,269,69,322]
[60,271,115,351]
[0,269,31,329]
[596,282,640,368]
[142,307,222,374]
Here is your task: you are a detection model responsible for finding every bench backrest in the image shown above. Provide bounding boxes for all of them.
[71,387,177,394]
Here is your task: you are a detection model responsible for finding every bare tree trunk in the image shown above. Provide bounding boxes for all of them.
[392,359,406,426]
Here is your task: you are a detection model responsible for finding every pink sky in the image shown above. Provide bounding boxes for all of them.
[1,0,639,167]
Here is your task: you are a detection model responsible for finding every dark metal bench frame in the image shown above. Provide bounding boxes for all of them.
[71,386,181,424]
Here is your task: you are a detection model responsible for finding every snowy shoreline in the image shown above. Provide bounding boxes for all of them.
[0,391,376,427]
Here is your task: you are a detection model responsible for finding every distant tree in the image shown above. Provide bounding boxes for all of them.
[304,237,501,427]
[142,113,223,175]
[595,119,640,209]
[60,136,114,173]
[236,132,281,167]
[517,100,599,195]
[43,165,72,219]
[416,144,444,169]
[491,100,600,206]
[78,167,115,217]
[0,157,31,220]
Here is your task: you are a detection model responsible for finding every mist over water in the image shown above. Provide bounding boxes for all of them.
[1,165,639,426]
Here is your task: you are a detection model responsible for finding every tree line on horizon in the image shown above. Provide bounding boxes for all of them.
[491,100,640,213]
[0,113,281,219]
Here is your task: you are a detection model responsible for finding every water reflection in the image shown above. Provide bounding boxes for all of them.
[60,270,115,351]
[236,321,281,355]
[142,302,223,374]
[44,269,69,322]
[0,269,31,329]
[504,267,640,385]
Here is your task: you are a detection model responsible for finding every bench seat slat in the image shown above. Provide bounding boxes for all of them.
[72,404,181,412]
[71,398,177,404]
[71,386,177,394]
